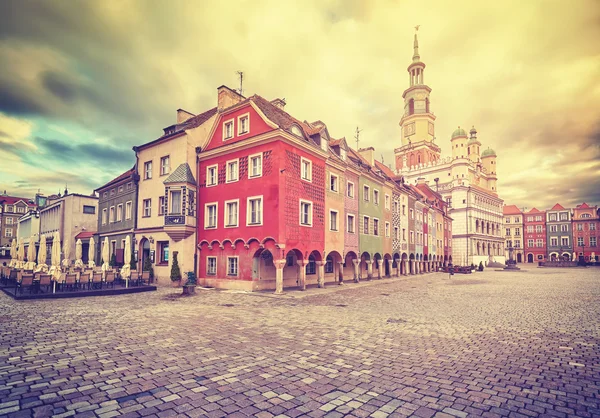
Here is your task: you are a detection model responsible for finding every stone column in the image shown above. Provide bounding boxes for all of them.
[297,260,308,291]
[316,261,325,288]
[274,259,285,294]
[353,259,360,282]
[394,261,399,277]
[337,262,344,285]
[404,260,408,276]
[377,260,383,279]
[366,260,373,280]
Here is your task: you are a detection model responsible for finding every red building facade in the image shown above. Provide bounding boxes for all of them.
[572,203,599,262]
[524,208,547,263]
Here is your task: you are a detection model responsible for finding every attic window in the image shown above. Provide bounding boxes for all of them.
[340,148,346,161]
[291,125,302,137]
[320,137,328,152]
[223,119,234,140]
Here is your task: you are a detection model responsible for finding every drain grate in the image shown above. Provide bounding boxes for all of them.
[387,318,408,324]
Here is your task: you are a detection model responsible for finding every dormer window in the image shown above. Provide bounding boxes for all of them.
[238,114,249,135]
[340,148,346,161]
[291,125,302,137]
[320,137,328,152]
[223,119,234,140]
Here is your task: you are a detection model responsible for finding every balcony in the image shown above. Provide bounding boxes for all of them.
[165,215,185,225]
[164,214,194,241]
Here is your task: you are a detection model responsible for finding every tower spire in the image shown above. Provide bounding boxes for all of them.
[413,25,421,62]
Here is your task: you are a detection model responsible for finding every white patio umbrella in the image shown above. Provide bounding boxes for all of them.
[121,235,131,287]
[88,237,96,268]
[17,238,25,269]
[61,238,71,270]
[9,238,17,267]
[37,234,47,272]
[26,237,36,270]
[101,237,110,277]
[74,239,84,269]
[50,231,61,292]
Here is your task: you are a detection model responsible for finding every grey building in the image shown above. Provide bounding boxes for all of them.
[95,168,139,266]
[546,203,572,260]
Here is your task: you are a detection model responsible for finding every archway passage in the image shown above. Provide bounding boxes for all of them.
[344,251,358,282]
[360,252,371,279]
[252,248,276,282]
[325,251,343,285]
[384,254,392,277]
[284,249,303,289]
[517,253,522,263]
[527,253,534,263]
[561,253,571,261]
[401,253,408,275]
[374,253,383,278]
[139,238,150,272]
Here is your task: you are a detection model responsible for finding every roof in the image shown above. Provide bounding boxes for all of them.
[163,163,196,185]
[470,184,498,197]
[503,205,522,215]
[527,207,545,214]
[251,95,317,142]
[374,160,396,179]
[95,168,135,192]
[0,196,36,207]
[416,182,444,202]
[550,203,565,211]
[481,147,496,157]
[75,231,96,240]
[467,137,481,145]
[576,202,590,209]
[451,127,467,139]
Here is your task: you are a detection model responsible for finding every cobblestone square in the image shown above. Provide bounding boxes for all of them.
[1,268,599,417]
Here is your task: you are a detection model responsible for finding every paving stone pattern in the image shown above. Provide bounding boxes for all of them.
[1,268,599,417]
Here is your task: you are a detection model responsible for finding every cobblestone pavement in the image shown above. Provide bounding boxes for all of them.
[1,268,599,418]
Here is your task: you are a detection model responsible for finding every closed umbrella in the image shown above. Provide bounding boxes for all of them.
[50,231,62,291]
[37,234,47,272]
[62,238,71,270]
[9,238,17,267]
[88,237,96,268]
[26,237,36,270]
[75,239,83,269]
[17,238,25,269]
[121,235,131,287]
[101,237,110,277]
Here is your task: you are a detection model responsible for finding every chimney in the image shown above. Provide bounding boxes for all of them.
[217,85,244,112]
[357,147,375,166]
[271,98,286,110]
[417,177,426,185]
[177,108,195,123]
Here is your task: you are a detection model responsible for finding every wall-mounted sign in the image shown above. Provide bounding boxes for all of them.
[134,250,139,262]
[150,250,155,264]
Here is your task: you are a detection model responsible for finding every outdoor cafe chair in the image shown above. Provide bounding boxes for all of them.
[16,273,34,294]
[105,272,115,288]
[64,274,77,291]
[91,272,103,290]
[78,273,91,290]
[140,271,150,286]
[38,274,52,293]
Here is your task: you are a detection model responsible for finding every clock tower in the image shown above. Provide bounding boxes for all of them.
[394,29,440,171]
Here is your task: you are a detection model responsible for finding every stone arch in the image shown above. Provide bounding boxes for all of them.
[383,253,392,277]
[360,252,372,279]
[252,248,276,282]
[284,249,303,288]
[344,251,358,281]
[325,250,343,284]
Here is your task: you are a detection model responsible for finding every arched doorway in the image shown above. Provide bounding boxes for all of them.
[284,249,302,287]
[139,238,150,271]
[360,252,371,279]
[374,253,382,278]
[409,253,415,274]
[517,253,522,263]
[384,254,392,277]
[527,253,533,263]
[325,251,343,284]
[344,251,358,281]
[253,248,275,282]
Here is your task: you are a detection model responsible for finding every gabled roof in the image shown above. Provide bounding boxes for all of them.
[576,202,590,209]
[95,168,135,192]
[503,205,522,215]
[527,207,545,213]
[250,95,317,143]
[374,160,396,180]
[163,163,196,185]
[416,182,444,202]
[0,196,36,207]
[550,203,565,211]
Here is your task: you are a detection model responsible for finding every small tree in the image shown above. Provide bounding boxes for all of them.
[170,252,182,282]
[185,271,197,286]
[478,261,484,271]
[110,253,117,267]
[143,256,154,280]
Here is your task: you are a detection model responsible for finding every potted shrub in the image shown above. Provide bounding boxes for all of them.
[170,252,182,287]
[478,261,484,272]
[183,271,197,295]
[143,257,154,283]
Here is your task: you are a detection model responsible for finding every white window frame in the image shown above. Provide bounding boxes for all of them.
[385,194,390,210]
[385,221,390,237]
[329,173,339,193]
[109,206,115,223]
[116,204,123,222]
[373,190,380,205]
[246,195,263,226]
[347,181,355,198]
[227,256,239,276]
[347,214,355,233]
[329,210,339,232]
[248,153,263,179]
[223,119,234,140]
[206,164,218,187]
[299,199,313,227]
[144,161,152,180]
[237,113,250,135]
[158,196,166,216]
[363,185,370,201]
[224,199,239,228]
[206,256,217,275]
[363,216,370,235]
[373,218,380,236]
[301,157,312,182]
[125,201,132,220]
[160,155,170,176]
[143,199,151,217]
[226,159,239,183]
[5,217,12,225]
[102,208,107,225]
[204,202,218,229]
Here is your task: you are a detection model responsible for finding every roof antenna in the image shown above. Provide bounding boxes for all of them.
[354,126,362,150]
[236,71,244,96]
[381,154,384,164]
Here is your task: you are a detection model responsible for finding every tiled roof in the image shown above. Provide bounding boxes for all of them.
[251,96,317,143]
[527,207,545,213]
[75,231,96,240]
[374,160,396,179]
[416,183,444,201]
[550,203,565,211]
[164,163,196,185]
[576,202,590,209]
[503,204,522,215]
[179,107,218,130]
[0,196,36,206]
[95,168,135,192]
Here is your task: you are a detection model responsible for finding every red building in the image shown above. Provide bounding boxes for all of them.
[524,207,546,263]
[572,203,599,262]
[197,87,328,292]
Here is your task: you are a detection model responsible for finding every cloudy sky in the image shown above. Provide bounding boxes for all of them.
[0,0,598,209]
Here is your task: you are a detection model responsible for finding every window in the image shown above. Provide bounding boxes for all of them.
[347,214,355,233]
[515,228,520,236]
[591,237,597,247]
[160,156,170,175]
[347,182,355,198]
[363,216,369,234]
[16,206,24,213]
[394,201,399,213]
[206,257,217,275]
[116,204,123,222]
[225,200,239,227]
[227,257,238,276]
[373,219,379,236]
[591,223,596,230]
[206,165,218,186]
[158,241,169,264]
[549,214,557,221]
[125,201,132,220]
[536,239,543,247]
[223,119,234,139]
[329,174,339,193]
[527,216,533,222]
[550,225,558,233]
[385,194,390,210]
[103,192,108,199]
[301,158,312,182]
[577,224,583,231]
[577,237,584,246]
[110,189,115,196]
[226,159,239,183]
[109,206,115,223]
[5,217,13,225]
[402,205,406,215]
[505,228,510,236]
[402,228,406,240]
[249,154,262,178]
[363,185,370,201]
[505,218,510,224]
[561,237,569,246]
[83,205,95,214]
[5,228,12,237]
[306,258,316,275]
[143,199,151,217]
[102,208,107,225]
[527,239,534,247]
[514,240,521,248]
[384,222,389,237]
[550,237,558,246]
[535,215,542,221]
[410,209,414,219]
[144,161,152,180]
[127,182,132,190]
[205,203,218,228]
[410,231,414,243]
[300,200,313,226]
[394,227,399,240]
[373,190,380,205]
[581,214,591,218]
[238,113,250,135]
[560,213,568,221]
[527,225,533,233]
[247,196,263,226]
[329,210,338,231]
[325,258,334,274]
[535,225,542,233]
[159,196,165,216]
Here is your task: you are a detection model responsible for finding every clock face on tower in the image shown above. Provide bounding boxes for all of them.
[404,122,415,136]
